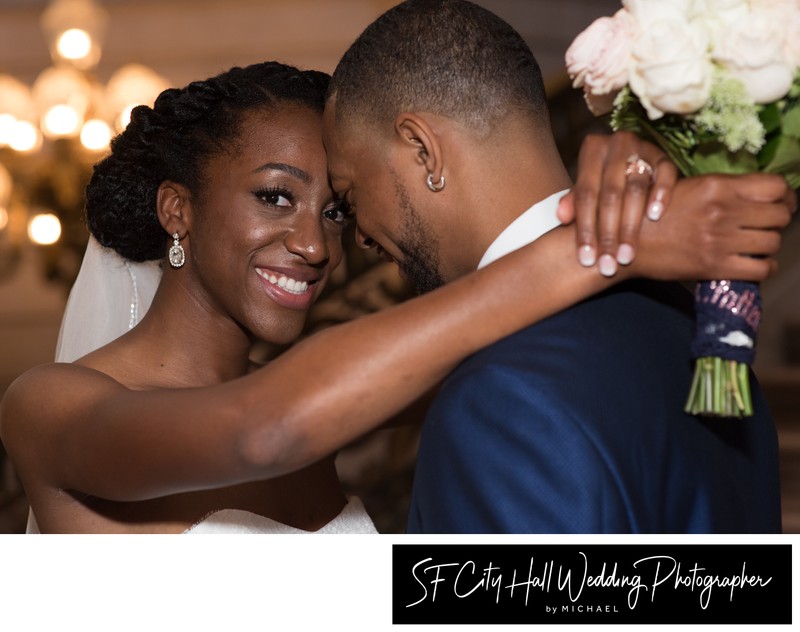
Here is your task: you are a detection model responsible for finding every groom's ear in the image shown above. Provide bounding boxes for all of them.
[394,112,444,187]
[156,180,191,237]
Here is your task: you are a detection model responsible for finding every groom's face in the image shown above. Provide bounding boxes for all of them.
[322,102,446,294]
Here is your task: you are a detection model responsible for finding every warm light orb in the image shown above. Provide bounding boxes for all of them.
[9,120,41,152]
[0,207,8,231]
[0,114,15,146]
[107,64,170,131]
[31,66,90,138]
[41,0,108,70]
[43,104,82,137]
[0,75,33,125]
[28,213,62,245]
[80,118,111,150]
[56,28,92,61]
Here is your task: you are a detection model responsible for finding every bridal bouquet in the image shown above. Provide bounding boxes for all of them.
[566,0,800,417]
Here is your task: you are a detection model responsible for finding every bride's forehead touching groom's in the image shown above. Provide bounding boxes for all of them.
[181,103,345,345]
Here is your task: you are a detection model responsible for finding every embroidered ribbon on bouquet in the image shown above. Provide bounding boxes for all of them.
[565,0,800,418]
[686,280,762,416]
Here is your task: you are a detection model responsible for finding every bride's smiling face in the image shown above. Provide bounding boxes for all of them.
[183,104,348,344]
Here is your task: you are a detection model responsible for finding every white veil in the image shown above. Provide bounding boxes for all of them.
[55,236,163,363]
[26,236,162,533]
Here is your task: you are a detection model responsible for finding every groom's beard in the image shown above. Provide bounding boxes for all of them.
[392,176,446,295]
[398,237,445,295]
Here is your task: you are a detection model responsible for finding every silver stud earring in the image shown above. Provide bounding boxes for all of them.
[426,173,445,192]
[168,232,185,268]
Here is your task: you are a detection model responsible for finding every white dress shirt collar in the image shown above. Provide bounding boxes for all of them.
[477,189,567,270]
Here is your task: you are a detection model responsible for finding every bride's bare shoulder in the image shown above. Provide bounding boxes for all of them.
[0,362,124,435]
[10,360,122,390]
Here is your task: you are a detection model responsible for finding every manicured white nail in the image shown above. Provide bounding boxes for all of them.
[648,190,666,221]
[579,244,596,267]
[647,200,664,221]
[599,254,618,277]
[617,243,635,266]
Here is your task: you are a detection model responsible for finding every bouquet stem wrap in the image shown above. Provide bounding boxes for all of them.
[684,280,761,417]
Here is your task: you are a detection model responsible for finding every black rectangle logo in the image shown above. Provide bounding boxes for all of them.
[392,544,791,625]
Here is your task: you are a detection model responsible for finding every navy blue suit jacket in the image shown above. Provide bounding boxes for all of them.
[406,280,781,533]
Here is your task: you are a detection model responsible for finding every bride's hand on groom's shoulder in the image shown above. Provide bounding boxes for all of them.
[632,172,796,282]
[557,130,677,277]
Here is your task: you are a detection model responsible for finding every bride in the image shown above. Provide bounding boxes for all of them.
[0,61,791,533]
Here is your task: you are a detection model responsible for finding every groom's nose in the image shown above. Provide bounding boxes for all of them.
[354,224,376,250]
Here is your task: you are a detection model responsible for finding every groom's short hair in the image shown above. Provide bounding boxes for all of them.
[328,0,550,136]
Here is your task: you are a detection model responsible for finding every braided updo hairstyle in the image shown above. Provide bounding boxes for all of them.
[86,61,330,261]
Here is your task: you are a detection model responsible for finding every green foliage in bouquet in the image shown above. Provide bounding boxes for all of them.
[610,71,800,187]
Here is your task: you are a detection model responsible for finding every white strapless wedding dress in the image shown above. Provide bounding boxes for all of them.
[184,497,377,534]
[25,497,378,534]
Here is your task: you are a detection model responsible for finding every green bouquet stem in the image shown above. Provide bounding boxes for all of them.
[684,356,753,418]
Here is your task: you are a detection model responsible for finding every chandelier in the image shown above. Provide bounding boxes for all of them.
[0,0,169,283]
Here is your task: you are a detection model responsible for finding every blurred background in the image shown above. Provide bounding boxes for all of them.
[0,0,797,534]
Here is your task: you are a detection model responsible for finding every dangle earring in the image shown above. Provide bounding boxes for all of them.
[426,173,445,192]
[168,232,185,268]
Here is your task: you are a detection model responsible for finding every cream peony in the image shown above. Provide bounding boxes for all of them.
[628,17,712,118]
[565,9,635,113]
[712,7,794,103]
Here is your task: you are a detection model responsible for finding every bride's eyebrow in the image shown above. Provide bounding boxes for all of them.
[252,162,311,184]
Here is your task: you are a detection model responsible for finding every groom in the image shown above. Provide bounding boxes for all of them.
[323,0,787,532]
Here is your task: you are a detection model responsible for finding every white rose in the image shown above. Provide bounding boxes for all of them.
[692,0,747,13]
[690,0,748,29]
[782,8,800,66]
[629,17,713,118]
[690,2,746,64]
[623,0,695,25]
[566,10,635,97]
[750,0,800,10]
[713,8,794,102]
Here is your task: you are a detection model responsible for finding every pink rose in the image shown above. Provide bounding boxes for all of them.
[582,90,619,117]
[566,10,635,115]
